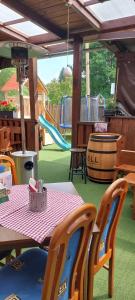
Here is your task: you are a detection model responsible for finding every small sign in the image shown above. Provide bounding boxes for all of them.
[58,280,67,296]
[9,259,24,271]
[4,294,21,300]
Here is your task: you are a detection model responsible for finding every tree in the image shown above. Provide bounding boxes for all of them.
[0,68,16,99]
[81,42,116,98]
[0,67,29,99]
[47,77,72,104]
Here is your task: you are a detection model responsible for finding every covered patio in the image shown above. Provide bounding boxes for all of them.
[0,0,135,151]
[0,1,135,300]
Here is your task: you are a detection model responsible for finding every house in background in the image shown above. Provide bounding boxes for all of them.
[0,72,48,118]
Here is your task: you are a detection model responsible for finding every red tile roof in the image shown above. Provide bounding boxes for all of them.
[1,73,19,92]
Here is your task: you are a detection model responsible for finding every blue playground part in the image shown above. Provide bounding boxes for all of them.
[39,114,71,151]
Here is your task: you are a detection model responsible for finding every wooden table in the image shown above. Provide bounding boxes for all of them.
[0,182,99,250]
[124,173,135,219]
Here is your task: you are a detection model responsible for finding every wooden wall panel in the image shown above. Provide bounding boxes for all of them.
[108,117,135,150]
[77,118,135,150]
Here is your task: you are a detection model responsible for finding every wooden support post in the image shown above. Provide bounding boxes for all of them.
[29,58,38,120]
[72,37,83,147]
[28,58,39,152]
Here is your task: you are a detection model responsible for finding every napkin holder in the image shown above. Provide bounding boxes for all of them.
[29,188,47,212]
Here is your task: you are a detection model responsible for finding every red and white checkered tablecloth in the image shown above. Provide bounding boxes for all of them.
[0,185,84,244]
[0,185,28,219]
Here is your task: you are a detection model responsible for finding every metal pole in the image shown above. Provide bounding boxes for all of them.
[85,43,90,119]
[19,80,26,154]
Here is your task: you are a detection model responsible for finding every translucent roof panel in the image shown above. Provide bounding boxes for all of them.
[0,3,22,22]
[86,0,135,22]
[8,21,48,37]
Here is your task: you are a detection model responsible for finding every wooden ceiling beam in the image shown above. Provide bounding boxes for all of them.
[28,32,61,45]
[101,15,135,32]
[2,0,66,38]
[3,17,28,26]
[66,0,101,30]
[0,25,27,41]
[84,0,109,6]
[99,30,135,41]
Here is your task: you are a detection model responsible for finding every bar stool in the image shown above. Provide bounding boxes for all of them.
[69,148,87,183]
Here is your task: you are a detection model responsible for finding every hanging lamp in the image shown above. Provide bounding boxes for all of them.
[63,3,72,78]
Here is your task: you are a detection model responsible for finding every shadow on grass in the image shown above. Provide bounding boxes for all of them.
[94,295,109,300]
[38,159,69,183]
[116,236,135,254]
[41,147,65,152]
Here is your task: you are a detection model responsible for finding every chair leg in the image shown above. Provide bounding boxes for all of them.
[15,249,21,257]
[87,273,94,300]
[113,170,118,181]
[108,250,115,298]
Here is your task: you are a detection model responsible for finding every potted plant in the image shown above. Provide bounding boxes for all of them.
[0,100,17,118]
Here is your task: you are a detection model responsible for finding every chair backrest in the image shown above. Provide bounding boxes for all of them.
[42,203,96,300]
[92,178,127,264]
[0,154,18,185]
[116,149,135,166]
[0,127,11,152]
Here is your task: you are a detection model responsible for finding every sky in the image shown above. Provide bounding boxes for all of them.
[37,54,73,85]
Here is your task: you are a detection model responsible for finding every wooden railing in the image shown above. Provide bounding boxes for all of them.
[0,118,39,152]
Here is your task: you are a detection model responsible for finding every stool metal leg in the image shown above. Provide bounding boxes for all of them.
[68,154,72,180]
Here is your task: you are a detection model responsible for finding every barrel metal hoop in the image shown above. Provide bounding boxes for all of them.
[90,139,117,143]
[87,166,114,172]
[88,176,113,182]
[87,150,116,154]
[90,135,119,140]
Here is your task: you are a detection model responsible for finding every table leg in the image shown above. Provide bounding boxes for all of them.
[132,186,135,220]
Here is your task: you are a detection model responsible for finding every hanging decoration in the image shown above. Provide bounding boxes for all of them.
[63,3,72,78]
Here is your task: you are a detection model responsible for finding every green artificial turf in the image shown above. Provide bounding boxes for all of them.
[39,144,135,300]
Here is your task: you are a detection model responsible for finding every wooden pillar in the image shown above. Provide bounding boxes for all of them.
[28,58,39,151]
[72,37,83,147]
[29,58,38,120]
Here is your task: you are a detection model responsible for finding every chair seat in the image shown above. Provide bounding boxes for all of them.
[0,248,48,300]
[114,164,135,172]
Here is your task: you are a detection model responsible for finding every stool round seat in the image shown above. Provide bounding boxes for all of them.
[70,148,86,153]
[69,148,87,183]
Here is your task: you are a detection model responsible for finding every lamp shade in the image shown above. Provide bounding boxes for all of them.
[63,66,72,78]
[0,41,48,59]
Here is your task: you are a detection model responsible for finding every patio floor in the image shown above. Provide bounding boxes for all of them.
[38,144,135,300]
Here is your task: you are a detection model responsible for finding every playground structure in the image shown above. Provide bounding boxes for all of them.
[0,72,106,151]
[39,115,71,150]
[60,95,105,128]
[0,72,60,147]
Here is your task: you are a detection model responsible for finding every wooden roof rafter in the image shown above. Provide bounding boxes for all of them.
[2,0,66,39]
[67,0,101,29]
[84,0,109,6]
[3,17,28,27]
[0,24,27,41]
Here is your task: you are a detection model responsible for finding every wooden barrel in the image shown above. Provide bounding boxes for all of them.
[87,133,122,183]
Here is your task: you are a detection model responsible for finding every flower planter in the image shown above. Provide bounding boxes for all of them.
[0,111,17,119]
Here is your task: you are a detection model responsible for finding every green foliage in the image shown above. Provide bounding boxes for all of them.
[46,78,72,104]
[105,97,116,109]
[0,68,29,99]
[82,42,116,98]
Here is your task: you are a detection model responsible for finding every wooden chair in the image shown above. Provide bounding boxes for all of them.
[0,127,12,154]
[87,178,128,300]
[0,155,18,262]
[0,154,18,185]
[113,150,135,181]
[0,203,96,300]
